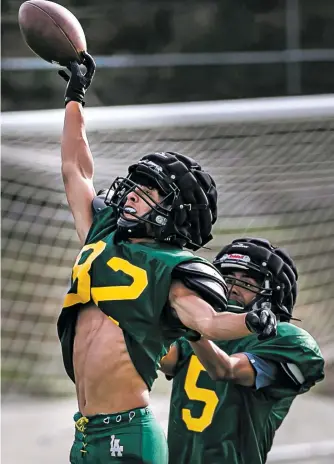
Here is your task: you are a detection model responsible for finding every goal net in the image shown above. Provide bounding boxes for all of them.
[2,95,334,397]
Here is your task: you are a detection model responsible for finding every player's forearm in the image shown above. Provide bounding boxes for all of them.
[190,339,233,381]
[61,101,94,180]
[171,290,252,341]
[200,312,251,341]
[190,340,255,386]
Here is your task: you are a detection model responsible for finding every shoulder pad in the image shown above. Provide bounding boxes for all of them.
[172,261,228,312]
[92,189,108,214]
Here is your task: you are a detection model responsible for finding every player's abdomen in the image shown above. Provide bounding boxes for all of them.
[73,304,149,415]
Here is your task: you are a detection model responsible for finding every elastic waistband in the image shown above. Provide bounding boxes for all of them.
[74,406,151,431]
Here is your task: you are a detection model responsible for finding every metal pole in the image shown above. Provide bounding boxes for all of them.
[285,0,301,94]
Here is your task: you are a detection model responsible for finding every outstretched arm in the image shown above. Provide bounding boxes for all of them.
[170,283,250,340]
[61,101,95,244]
[169,281,277,341]
[60,53,96,245]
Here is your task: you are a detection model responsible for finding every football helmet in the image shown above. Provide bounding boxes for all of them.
[213,237,298,321]
[105,151,217,250]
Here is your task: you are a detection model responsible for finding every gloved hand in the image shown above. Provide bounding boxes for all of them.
[58,51,96,106]
[245,303,277,340]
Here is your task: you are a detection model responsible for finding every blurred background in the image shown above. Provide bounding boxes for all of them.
[2,0,334,110]
[1,1,334,463]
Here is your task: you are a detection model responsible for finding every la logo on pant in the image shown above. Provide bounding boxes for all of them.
[110,435,124,457]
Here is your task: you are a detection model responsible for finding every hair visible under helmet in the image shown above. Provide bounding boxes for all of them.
[105,151,217,250]
[213,237,298,321]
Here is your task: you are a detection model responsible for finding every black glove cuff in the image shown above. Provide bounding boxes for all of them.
[64,97,85,107]
[245,317,255,334]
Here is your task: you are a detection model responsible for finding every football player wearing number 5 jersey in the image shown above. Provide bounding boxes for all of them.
[57,55,278,464]
[162,238,324,464]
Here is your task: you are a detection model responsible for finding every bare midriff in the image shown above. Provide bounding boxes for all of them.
[73,304,150,416]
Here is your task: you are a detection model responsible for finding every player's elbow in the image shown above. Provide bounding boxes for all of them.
[61,160,78,183]
[61,161,93,184]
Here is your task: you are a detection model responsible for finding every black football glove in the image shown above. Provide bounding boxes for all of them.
[245,303,277,340]
[58,51,96,106]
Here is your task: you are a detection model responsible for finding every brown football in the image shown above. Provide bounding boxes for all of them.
[18,0,87,66]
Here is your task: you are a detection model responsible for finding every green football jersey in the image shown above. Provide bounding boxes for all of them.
[57,205,209,390]
[168,323,324,464]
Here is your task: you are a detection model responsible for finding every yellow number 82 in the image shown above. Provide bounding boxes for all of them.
[63,241,148,308]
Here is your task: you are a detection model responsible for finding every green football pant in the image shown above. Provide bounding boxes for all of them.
[70,406,168,463]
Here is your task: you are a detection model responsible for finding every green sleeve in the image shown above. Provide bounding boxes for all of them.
[244,323,325,397]
[85,204,118,245]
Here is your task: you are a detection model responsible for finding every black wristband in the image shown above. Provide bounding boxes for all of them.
[245,317,255,334]
[65,97,85,107]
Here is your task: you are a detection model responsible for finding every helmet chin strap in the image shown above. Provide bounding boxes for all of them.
[115,213,155,242]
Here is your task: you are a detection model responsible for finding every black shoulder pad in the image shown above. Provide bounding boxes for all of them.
[172,261,228,312]
[92,189,108,214]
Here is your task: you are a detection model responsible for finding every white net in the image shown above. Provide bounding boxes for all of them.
[1,95,334,396]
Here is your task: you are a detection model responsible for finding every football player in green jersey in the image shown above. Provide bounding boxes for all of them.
[162,238,325,464]
[57,55,278,464]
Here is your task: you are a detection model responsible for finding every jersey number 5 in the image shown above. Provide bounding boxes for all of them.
[63,241,148,308]
[182,355,219,432]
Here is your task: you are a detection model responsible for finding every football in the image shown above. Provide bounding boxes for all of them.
[18,0,87,66]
